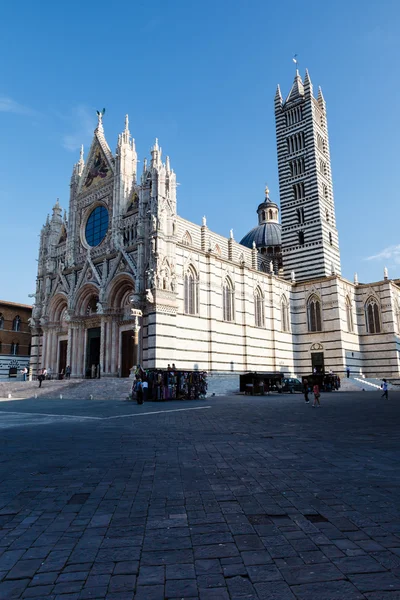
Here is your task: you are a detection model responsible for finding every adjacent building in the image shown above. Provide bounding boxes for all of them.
[0,301,32,378]
[29,70,400,381]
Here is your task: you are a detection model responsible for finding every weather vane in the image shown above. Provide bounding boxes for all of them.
[292,54,299,71]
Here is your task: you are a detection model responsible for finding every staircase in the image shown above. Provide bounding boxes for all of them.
[340,376,398,392]
[0,377,133,401]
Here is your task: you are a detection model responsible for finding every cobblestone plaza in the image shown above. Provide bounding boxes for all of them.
[0,392,399,599]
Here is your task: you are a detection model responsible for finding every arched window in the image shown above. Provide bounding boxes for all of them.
[184,266,199,315]
[281,295,290,332]
[365,297,381,334]
[307,295,322,332]
[182,231,192,246]
[86,296,99,316]
[11,342,19,356]
[12,316,21,332]
[254,287,264,328]
[223,278,234,322]
[346,296,353,333]
[329,232,333,246]
[298,231,305,245]
[0,313,3,330]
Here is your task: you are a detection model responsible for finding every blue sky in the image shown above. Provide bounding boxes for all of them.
[1,0,399,303]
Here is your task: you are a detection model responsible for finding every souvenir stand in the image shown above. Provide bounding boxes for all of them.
[144,369,208,401]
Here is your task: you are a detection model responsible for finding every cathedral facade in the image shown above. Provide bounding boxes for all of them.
[29,71,400,381]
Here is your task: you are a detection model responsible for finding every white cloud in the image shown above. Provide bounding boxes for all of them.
[367,245,400,264]
[0,95,37,116]
[62,105,95,152]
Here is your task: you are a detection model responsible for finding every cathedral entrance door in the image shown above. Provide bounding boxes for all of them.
[311,352,324,374]
[58,340,67,378]
[86,327,101,377]
[121,330,134,378]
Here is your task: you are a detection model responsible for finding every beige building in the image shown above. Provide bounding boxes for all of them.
[29,71,400,382]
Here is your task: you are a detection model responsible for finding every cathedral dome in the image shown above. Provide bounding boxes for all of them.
[239,186,282,250]
[240,221,281,249]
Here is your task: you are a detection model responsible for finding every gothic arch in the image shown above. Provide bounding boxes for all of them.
[214,244,222,257]
[74,283,100,316]
[48,293,68,323]
[365,296,381,334]
[107,274,135,309]
[182,231,192,246]
[307,293,322,332]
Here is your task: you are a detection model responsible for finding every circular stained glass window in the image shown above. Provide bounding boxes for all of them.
[85,206,109,247]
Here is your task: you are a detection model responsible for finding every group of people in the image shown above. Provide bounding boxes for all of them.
[132,365,148,404]
[36,365,71,387]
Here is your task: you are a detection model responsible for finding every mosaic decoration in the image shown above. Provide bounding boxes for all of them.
[84,148,109,188]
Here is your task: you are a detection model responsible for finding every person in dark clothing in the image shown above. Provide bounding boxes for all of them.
[136,379,143,404]
[38,369,44,388]
[303,378,309,403]
[65,365,71,379]
[346,368,350,378]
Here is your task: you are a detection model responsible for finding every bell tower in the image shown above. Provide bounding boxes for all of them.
[275,69,341,281]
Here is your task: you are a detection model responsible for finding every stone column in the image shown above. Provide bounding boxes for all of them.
[100,318,105,375]
[111,320,117,375]
[66,327,73,371]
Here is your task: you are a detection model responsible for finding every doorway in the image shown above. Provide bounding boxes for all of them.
[58,340,67,377]
[311,352,324,374]
[86,327,101,376]
[121,330,134,377]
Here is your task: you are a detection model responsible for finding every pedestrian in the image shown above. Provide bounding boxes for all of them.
[303,378,309,403]
[136,378,143,404]
[42,368,48,380]
[65,365,71,380]
[346,367,350,378]
[142,379,148,403]
[38,369,44,388]
[381,379,388,399]
[313,383,321,407]
[21,366,28,381]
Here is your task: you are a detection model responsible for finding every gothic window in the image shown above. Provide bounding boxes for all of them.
[307,295,322,332]
[281,295,290,332]
[268,209,273,220]
[293,182,305,200]
[182,231,192,246]
[326,209,330,222]
[329,232,333,246]
[12,316,21,332]
[86,296,99,316]
[184,266,199,315]
[323,184,328,199]
[297,207,305,224]
[254,287,265,328]
[319,159,326,175]
[261,211,266,221]
[346,296,353,333]
[214,244,222,257]
[365,297,381,334]
[298,231,305,245]
[223,277,235,322]
[0,313,3,330]
[11,342,19,356]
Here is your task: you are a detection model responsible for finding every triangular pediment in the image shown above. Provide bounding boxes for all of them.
[79,134,114,193]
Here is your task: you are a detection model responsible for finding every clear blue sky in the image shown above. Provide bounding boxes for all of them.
[1,0,399,303]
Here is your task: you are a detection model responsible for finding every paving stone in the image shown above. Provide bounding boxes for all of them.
[194,560,221,575]
[199,588,229,600]
[246,564,283,582]
[241,550,272,565]
[193,544,239,559]
[22,585,55,598]
[165,578,198,597]
[133,585,164,600]
[225,575,256,596]
[107,574,136,592]
[291,580,365,599]
[166,563,196,579]
[280,563,345,585]
[197,573,225,588]
[333,555,387,573]
[254,581,296,600]
[348,572,400,592]
[137,565,164,585]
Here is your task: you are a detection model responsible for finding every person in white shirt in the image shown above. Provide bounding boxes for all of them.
[381,379,389,399]
[142,379,148,403]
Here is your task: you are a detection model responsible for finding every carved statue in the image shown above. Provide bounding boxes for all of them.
[152,215,157,231]
[96,302,103,314]
[145,289,154,304]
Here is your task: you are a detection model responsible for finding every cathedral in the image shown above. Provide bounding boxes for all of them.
[29,70,400,381]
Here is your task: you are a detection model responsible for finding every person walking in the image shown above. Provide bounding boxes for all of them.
[65,365,71,380]
[21,366,28,381]
[303,378,309,403]
[346,367,350,378]
[313,383,321,407]
[136,378,143,405]
[38,369,44,388]
[142,379,148,403]
[381,379,389,399]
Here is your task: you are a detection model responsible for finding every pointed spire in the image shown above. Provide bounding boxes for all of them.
[165,155,171,173]
[317,86,326,109]
[45,214,50,227]
[354,272,359,285]
[63,209,67,222]
[79,144,84,163]
[285,71,304,103]
[384,266,389,280]
[152,138,159,152]
[304,68,313,97]
[275,84,282,107]
[125,114,129,132]
[143,157,147,173]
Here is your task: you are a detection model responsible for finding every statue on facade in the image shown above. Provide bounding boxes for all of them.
[145,289,154,303]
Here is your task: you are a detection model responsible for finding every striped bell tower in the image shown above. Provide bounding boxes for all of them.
[275,69,341,281]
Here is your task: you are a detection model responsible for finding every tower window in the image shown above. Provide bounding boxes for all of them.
[298,231,305,245]
[254,287,265,328]
[289,157,305,177]
[11,342,19,356]
[297,207,305,224]
[365,297,381,334]
[293,182,305,200]
[329,232,333,246]
[285,106,303,126]
[326,209,330,222]
[319,159,326,175]
[307,295,322,332]
[287,132,305,154]
[323,184,328,199]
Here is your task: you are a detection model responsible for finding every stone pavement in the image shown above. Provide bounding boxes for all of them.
[0,391,399,599]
